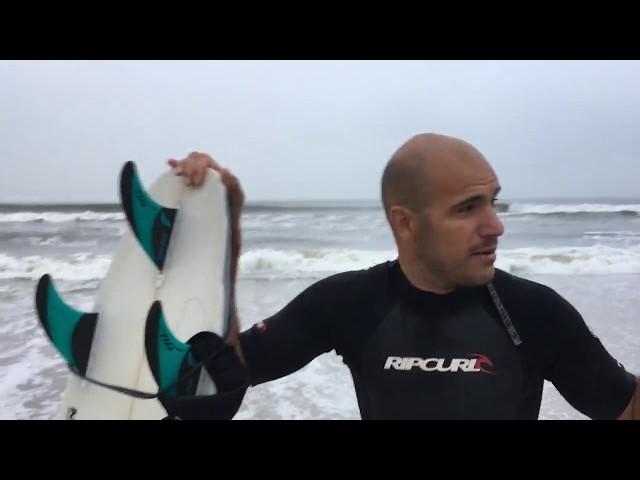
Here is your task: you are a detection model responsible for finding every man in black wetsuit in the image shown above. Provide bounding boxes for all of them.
[168,133,639,420]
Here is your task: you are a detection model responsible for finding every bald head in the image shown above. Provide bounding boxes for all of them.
[381,133,488,217]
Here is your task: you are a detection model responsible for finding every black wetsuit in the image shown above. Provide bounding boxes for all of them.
[239,261,636,419]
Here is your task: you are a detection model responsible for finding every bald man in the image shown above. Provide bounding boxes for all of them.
[166,134,638,420]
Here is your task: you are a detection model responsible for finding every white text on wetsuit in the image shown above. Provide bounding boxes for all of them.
[384,356,494,374]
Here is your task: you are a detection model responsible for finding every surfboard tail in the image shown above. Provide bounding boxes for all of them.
[119,161,178,271]
[35,274,97,376]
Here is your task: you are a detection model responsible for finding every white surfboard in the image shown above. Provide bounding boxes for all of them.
[36,163,230,419]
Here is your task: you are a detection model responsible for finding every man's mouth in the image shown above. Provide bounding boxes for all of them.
[471,245,497,261]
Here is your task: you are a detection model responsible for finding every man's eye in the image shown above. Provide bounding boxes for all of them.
[460,204,476,213]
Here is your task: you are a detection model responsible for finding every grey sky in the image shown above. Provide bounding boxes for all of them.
[1,60,639,203]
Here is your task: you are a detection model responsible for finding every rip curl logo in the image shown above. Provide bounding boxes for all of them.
[384,354,495,375]
[468,353,495,374]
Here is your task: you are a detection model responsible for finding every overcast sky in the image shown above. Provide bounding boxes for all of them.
[1,60,639,203]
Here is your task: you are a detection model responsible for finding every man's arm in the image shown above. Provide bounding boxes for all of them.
[168,151,334,381]
[541,286,637,420]
[617,378,640,420]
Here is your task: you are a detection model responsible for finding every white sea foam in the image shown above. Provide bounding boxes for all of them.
[0,212,124,223]
[2,244,639,284]
[504,203,640,215]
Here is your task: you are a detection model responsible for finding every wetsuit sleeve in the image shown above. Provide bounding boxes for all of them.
[237,275,345,386]
[543,290,637,419]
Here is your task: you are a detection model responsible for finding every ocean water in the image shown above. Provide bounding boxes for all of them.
[1,199,639,420]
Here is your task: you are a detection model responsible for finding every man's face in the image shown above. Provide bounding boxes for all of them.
[413,158,504,289]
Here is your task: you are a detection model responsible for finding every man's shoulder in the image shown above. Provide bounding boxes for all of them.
[491,268,575,320]
[283,260,395,324]
[309,261,393,295]
[491,269,582,335]
[492,268,559,301]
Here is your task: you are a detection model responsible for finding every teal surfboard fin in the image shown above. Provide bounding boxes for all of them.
[35,274,97,376]
[35,276,184,401]
[145,301,250,420]
[144,301,200,398]
[119,161,177,271]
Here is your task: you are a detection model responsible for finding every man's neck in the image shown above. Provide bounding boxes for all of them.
[398,255,455,294]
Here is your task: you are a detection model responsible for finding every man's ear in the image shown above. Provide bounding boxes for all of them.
[389,205,417,242]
